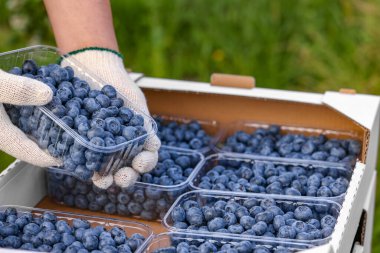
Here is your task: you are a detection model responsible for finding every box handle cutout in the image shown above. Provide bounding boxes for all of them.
[339,88,357,94]
[211,73,255,89]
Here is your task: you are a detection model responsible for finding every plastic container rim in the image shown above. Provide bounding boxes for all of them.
[162,189,342,246]
[145,231,314,251]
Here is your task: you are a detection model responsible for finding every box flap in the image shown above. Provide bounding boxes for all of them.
[322,91,380,130]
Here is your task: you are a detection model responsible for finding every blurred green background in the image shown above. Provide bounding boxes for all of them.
[0,0,379,251]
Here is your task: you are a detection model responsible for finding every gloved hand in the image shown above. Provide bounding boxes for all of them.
[0,69,60,167]
[62,48,161,189]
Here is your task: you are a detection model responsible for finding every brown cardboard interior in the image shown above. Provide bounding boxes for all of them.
[36,87,370,240]
[143,89,369,162]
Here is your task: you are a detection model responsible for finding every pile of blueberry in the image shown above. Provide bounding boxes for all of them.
[48,149,201,220]
[140,149,201,186]
[169,196,338,241]
[0,207,146,252]
[154,116,213,151]
[220,126,361,163]
[195,159,350,198]
[152,239,299,253]
[5,60,148,180]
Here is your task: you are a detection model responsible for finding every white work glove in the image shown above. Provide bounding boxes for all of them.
[0,70,60,167]
[62,48,161,189]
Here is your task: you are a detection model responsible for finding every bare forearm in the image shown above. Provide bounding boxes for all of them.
[43,0,119,53]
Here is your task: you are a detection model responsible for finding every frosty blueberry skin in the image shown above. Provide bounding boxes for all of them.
[192,154,351,200]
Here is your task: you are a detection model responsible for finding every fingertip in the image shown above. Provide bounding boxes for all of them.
[114,167,139,188]
[144,135,161,152]
[132,150,158,173]
[92,173,113,189]
[30,79,53,105]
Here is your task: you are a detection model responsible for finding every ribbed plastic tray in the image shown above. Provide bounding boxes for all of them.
[190,153,352,203]
[163,190,341,246]
[47,147,204,221]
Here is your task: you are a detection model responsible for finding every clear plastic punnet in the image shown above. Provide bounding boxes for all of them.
[190,153,352,203]
[0,45,157,178]
[143,232,313,253]
[154,114,219,154]
[213,121,362,165]
[163,190,342,246]
[47,146,204,221]
[0,205,153,253]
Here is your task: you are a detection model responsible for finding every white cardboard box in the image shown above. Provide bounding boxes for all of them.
[0,73,379,253]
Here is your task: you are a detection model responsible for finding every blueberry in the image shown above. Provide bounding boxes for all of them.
[23,223,40,236]
[329,181,347,196]
[171,206,186,223]
[50,104,66,118]
[43,230,61,245]
[255,211,274,223]
[22,59,38,75]
[105,117,121,135]
[110,98,124,108]
[56,87,73,102]
[88,90,101,98]
[321,215,337,229]
[317,186,333,197]
[87,127,105,139]
[294,206,313,222]
[240,215,255,230]
[223,213,237,226]
[252,221,267,236]
[186,207,204,226]
[84,98,101,113]
[129,115,144,127]
[249,206,264,217]
[122,126,137,140]
[321,227,334,238]
[9,66,22,75]
[96,94,111,107]
[277,225,296,239]
[82,235,99,250]
[207,217,226,232]
[119,107,134,123]
[101,85,117,98]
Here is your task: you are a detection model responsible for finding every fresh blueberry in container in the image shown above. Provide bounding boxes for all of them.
[166,193,340,241]
[194,155,351,199]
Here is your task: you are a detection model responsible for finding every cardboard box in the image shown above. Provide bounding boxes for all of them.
[0,73,379,253]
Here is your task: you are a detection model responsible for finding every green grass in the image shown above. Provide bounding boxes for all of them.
[0,0,379,250]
